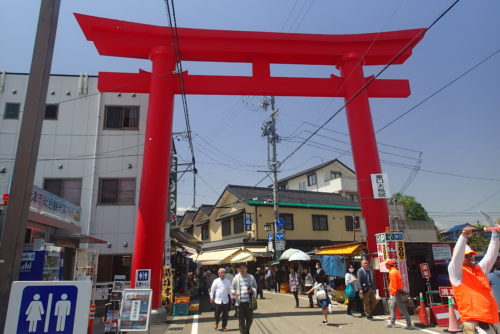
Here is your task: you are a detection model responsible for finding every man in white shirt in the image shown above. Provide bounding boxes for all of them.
[210,268,233,331]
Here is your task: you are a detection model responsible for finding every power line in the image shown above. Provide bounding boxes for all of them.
[376,48,500,133]
[254,0,461,186]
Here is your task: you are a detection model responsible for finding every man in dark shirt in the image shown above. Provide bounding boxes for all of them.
[357,259,377,319]
[253,267,265,299]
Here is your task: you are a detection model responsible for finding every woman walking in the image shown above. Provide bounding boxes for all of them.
[345,263,362,316]
[306,275,334,325]
[289,267,300,308]
[303,267,315,308]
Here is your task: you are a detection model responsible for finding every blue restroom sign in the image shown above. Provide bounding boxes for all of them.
[5,281,92,334]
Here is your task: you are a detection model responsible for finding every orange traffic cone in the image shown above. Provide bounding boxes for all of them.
[415,293,431,327]
[444,297,462,333]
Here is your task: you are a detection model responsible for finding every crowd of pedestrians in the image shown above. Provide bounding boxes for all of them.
[190,227,500,333]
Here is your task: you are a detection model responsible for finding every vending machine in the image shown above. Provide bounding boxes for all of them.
[19,245,63,281]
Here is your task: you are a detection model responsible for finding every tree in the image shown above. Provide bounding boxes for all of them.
[389,193,431,221]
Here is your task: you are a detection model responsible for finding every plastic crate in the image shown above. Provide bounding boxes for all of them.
[174,296,190,304]
[188,309,200,315]
[173,303,189,316]
[188,302,199,311]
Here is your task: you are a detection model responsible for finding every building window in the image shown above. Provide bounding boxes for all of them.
[307,173,317,186]
[4,103,20,119]
[298,181,306,191]
[98,178,136,205]
[345,216,361,231]
[222,219,231,236]
[185,226,193,235]
[104,105,139,129]
[312,215,328,231]
[331,171,342,179]
[233,216,244,234]
[279,213,294,230]
[278,183,288,190]
[43,178,82,205]
[201,224,210,240]
[346,193,359,202]
[44,104,59,120]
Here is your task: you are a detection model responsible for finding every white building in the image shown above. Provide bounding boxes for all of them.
[0,71,149,280]
[277,159,359,201]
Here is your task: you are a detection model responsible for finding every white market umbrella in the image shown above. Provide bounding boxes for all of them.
[279,248,301,260]
[288,251,311,262]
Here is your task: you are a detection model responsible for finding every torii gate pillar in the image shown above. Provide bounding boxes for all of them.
[338,53,389,291]
[132,47,175,306]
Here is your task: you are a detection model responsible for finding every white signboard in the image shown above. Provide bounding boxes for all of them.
[432,244,452,263]
[268,241,274,252]
[4,280,92,334]
[119,289,152,332]
[275,240,285,251]
[371,173,391,199]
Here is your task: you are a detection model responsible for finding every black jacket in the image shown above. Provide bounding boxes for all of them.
[357,267,375,292]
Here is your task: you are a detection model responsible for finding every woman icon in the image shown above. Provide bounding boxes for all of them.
[26,294,45,333]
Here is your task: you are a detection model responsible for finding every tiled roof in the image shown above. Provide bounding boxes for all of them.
[182,210,197,222]
[198,204,214,216]
[226,184,360,208]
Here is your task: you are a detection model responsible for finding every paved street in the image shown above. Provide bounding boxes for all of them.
[149,291,451,334]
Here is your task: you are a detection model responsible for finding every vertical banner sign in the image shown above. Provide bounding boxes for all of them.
[164,223,171,266]
[244,213,252,231]
[371,173,391,199]
[161,266,174,314]
[375,232,409,291]
[169,156,178,226]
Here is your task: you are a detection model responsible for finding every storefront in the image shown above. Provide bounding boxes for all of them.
[20,186,106,281]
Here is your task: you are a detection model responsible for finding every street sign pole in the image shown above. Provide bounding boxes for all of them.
[0,0,60,330]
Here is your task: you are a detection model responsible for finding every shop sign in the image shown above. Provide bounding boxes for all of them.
[169,156,178,226]
[244,213,252,231]
[420,263,431,278]
[371,173,391,199]
[375,232,409,291]
[30,185,81,226]
[119,289,152,331]
[439,286,454,297]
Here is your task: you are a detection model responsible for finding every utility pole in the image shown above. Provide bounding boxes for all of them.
[261,97,282,259]
[0,0,60,330]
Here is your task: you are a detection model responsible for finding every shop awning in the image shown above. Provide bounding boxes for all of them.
[194,248,241,265]
[53,232,107,244]
[225,250,256,263]
[215,209,245,221]
[194,246,270,265]
[171,229,202,252]
[315,242,365,256]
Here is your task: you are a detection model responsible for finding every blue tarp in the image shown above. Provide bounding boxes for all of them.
[320,255,345,277]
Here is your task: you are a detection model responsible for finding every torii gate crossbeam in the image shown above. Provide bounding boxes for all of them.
[76,13,425,307]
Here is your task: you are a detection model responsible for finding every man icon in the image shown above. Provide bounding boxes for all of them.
[54,293,71,331]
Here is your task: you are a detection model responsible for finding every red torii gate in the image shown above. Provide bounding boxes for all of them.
[76,13,425,307]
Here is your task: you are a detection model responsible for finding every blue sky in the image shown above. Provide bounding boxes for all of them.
[1,1,499,228]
